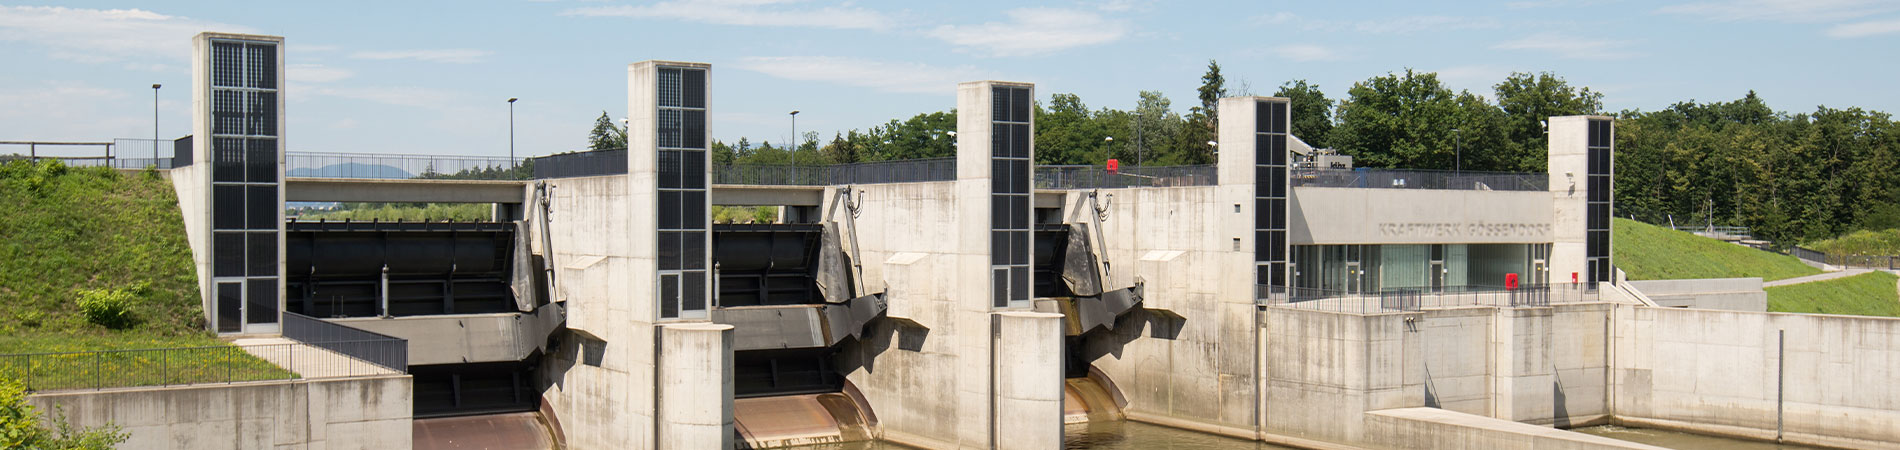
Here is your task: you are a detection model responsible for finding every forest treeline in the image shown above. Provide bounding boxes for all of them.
[579,61,1900,246]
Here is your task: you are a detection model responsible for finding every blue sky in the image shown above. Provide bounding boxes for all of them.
[3,0,1898,159]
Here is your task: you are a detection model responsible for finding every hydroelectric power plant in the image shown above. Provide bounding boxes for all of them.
[18,31,1900,450]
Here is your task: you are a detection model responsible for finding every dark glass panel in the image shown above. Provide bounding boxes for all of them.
[246,44,276,89]
[683,190,706,230]
[658,231,681,271]
[993,269,1009,308]
[1254,134,1272,165]
[1269,135,1287,165]
[247,232,276,276]
[991,87,1010,123]
[992,124,1010,157]
[682,69,706,109]
[659,273,680,319]
[1009,195,1029,230]
[1271,103,1288,134]
[992,231,1009,265]
[682,150,706,189]
[1255,198,1269,228]
[659,191,681,230]
[1270,262,1287,285]
[659,150,682,189]
[247,279,278,324]
[682,270,706,312]
[684,110,706,149]
[246,138,275,182]
[1010,266,1029,301]
[215,232,245,277]
[1255,102,1270,133]
[248,92,276,136]
[213,91,244,135]
[1011,230,1029,266]
[1268,168,1286,197]
[213,138,245,182]
[658,68,682,108]
[657,110,682,148]
[991,196,1010,229]
[212,42,243,87]
[992,160,1010,194]
[1011,88,1030,123]
[1011,159,1029,194]
[214,185,245,230]
[217,282,242,332]
[1011,123,1030,159]
[1270,232,1286,261]
[246,185,276,230]
[1270,199,1286,229]
[682,231,705,270]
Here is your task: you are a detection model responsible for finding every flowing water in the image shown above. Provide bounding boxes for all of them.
[1571,425,1826,449]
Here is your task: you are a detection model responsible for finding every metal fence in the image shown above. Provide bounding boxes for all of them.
[1292,168,1548,192]
[0,340,401,392]
[0,140,182,170]
[1035,164,1218,189]
[714,157,957,185]
[532,148,628,179]
[283,312,408,372]
[288,151,526,180]
[1787,246,1899,269]
[1259,284,1598,314]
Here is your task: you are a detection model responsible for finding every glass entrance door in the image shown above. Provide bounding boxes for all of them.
[1430,261,1446,292]
[1345,261,1362,295]
[215,279,281,334]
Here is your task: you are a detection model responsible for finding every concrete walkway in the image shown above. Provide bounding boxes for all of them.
[232,337,396,379]
[1764,269,1872,288]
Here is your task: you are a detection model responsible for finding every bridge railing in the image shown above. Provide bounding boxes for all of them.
[1035,164,1217,189]
[282,312,408,373]
[1258,284,1597,314]
[1291,168,1547,192]
[289,151,528,180]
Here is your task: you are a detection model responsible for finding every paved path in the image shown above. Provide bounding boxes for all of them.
[1764,268,1873,288]
[232,337,396,379]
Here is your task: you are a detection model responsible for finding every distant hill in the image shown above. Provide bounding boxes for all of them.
[287,162,412,179]
[1612,218,1821,282]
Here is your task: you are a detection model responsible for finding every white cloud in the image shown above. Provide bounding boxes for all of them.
[561,0,894,30]
[1828,18,1900,37]
[1506,0,1618,9]
[303,86,463,109]
[349,49,492,64]
[0,6,255,65]
[287,64,354,83]
[928,8,1129,57]
[733,56,996,95]
[1255,12,1498,34]
[1493,33,1639,60]
[1269,44,1347,62]
[1092,0,1150,12]
[1658,0,1899,23]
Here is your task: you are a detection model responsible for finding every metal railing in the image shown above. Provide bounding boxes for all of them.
[283,312,408,372]
[532,148,627,179]
[1035,164,1218,189]
[288,151,526,180]
[0,339,402,393]
[0,140,183,170]
[714,157,957,185]
[1787,246,1899,269]
[1791,246,1828,265]
[1673,225,1753,237]
[1258,284,1598,314]
[1292,168,1548,192]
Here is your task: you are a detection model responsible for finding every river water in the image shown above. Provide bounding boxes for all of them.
[789,420,1292,449]
[1571,425,1825,449]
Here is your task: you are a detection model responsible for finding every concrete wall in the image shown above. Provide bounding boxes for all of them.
[1076,185,1262,437]
[1611,306,1900,449]
[1259,308,1422,444]
[1547,116,1609,285]
[1624,278,1765,312]
[1288,187,1554,245]
[28,375,411,450]
[538,174,659,449]
[333,306,561,366]
[1363,408,1663,450]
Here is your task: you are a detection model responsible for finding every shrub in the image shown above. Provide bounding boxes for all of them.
[1,378,128,449]
[75,287,139,330]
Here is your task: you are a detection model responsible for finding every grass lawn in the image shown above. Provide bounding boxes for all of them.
[0,332,296,391]
[1612,218,1821,282]
[1767,271,1900,317]
[1805,228,1900,256]
[0,161,291,390]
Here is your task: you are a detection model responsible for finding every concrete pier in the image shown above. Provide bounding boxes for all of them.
[658,323,735,448]
[991,311,1065,450]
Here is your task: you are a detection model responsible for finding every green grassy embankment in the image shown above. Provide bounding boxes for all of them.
[0,161,290,388]
[1612,218,1821,282]
[1766,271,1900,317]
[1806,228,1900,256]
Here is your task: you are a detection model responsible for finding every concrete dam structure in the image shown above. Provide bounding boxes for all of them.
[26,31,1900,450]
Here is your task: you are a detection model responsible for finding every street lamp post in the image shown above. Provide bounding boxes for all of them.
[789,110,801,166]
[1452,128,1463,175]
[507,98,518,169]
[152,84,161,164]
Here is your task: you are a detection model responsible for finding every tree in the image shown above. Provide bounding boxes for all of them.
[1035,94,1111,165]
[1330,69,1510,171]
[1494,72,1602,171]
[1273,80,1333,148]
[1178,60,1225,165]
[587,111,627,151]
[1,378,127,449]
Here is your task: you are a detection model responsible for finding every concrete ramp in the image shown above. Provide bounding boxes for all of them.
[1364,408,1668,450]
[733,393,874,448]
[414,412,555,450]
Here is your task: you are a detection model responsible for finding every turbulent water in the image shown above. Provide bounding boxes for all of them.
[1572,425,1826,450]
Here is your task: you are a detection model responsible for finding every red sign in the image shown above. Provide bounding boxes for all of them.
[1506,273,1519,290]
[1105,159,1119,174]
[1571,272,1579,284]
